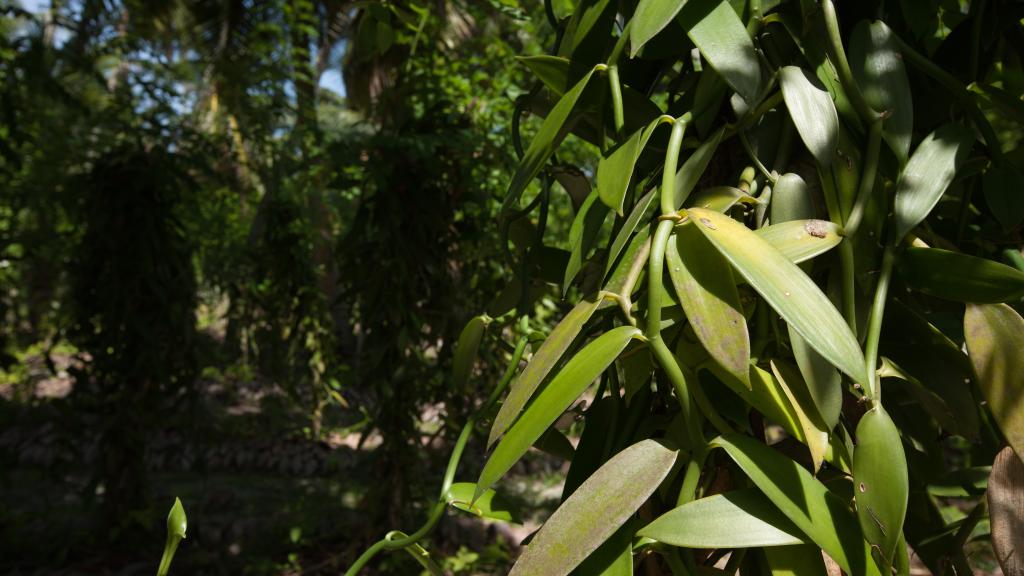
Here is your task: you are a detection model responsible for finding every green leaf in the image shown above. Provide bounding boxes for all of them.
[598,118,662,214]
[446,482,522,523]
[892,124,974,243]
[754,220,844,264]
[711,433,882,576]
[674,126,725,208]
[676,0,762,102]
[983,164,1024,232]
[638,489,809,548]
[897,247,1024,303]
[504,67,598,212]
[770,173,815,224]
[573,521,636,576]
[452,316,488,391]
[685,186,756,213]
[790,325,842,430]
[770,361,830,472]
[688,208,866,384]
[780,66,840,166]
[478,326,642,498]
[630,0,688,56]
[764,544,828,576]
[666,224,750,387]
[565,190,611,294]
[605,189,657,277]
[988,446,1024,576]
[850,21,914,163]
[509,439,677,576]
[965,304,1024,460]
[926,467,989,497]
[489,296,603,448]
[852,406,909,567]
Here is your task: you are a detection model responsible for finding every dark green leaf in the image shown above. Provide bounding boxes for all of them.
[452,316,488,391]
[478,326,642,499]
[983,164,1024,232]
[852,406,908,567]
[770,173,814,224]
[764,544,828,576]
[898,247,1024,303]
[509,439,677,576]
[630,0,687,56]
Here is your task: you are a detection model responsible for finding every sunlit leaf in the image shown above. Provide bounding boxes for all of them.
[565,190,610,293]
[605,189,657,277]
[598,118,662,214]
[685,186,756,213]
[764,544,828,576]
[478,326,641,499]
[892,124,974,242]
[850,21,914,162]
[638,489,809,548]
[666,224,749,387]
[509,439,677,576]
[688,208,866,384]
[755,220,844,264]
[771,361,830,472]
[677,0,762,103]
[630,0,687,56]
[446,482,522,523]
[489,296,603,447]
[780,66,840,166]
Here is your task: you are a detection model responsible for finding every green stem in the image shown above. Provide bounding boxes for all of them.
[345,334,529,576]
[608,65,625,137]
[844,119,884,237]
[650,337,705,451]
[820,0,880,123]
[660,117,689,215]
[156,535,181,576]
[608,19,632,67]
[863,245,895,401]
[839,239,857,335]
[676,453,706,506]
[645,220,675,339]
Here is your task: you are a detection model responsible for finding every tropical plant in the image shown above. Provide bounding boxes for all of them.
[348,0,1024,574]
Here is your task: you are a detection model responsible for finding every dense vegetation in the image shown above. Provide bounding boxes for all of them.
[2,0,1024,575]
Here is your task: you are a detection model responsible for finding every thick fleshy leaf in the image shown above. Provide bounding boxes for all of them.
[770,173,814,224]
[790,325,842,430]
[504,68,597,212]
[452,316,488,391]
[755,220,843,264]
[879,357,958,435]
[605,189,657,277]
[852,406,909,567]
[509,439,677,576]
[892,124,974,242]
[764,545,828,576]
[565,190,611,293]
[598,118,662,214]
[780,66,840,167]
[897,247,1024,303]
[685,186,756,212]
[520,55,574,94]
[771,361,830,472]
[666,224,749,387]
[850,21,913,162]
[478,326,641,499]
[676,0,761,102]
[988,446,1024,576]
[965,304,1024,460]
[674,127,725,208]
[711,433,882,576]
[630,0,687,57]
[983,164,1024,232]
[489,296,602,447]
[446,482,522,523]
[638,489,809,548]
[688,208,866,384]
[573,521,635,576]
